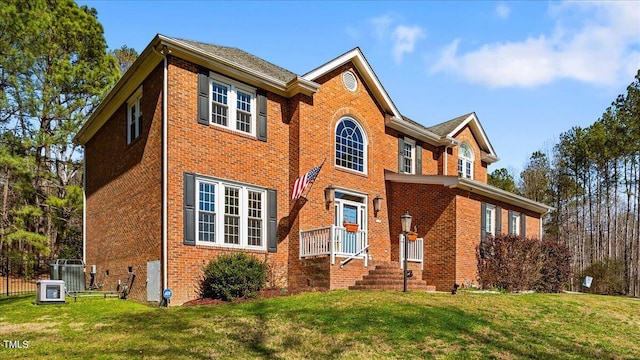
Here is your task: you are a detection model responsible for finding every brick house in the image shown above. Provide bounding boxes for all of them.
[75,34,553,305]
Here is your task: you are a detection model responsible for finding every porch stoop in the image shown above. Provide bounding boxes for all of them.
[348,263,436,291]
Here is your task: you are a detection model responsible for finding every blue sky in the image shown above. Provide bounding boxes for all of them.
[78,1,640,178]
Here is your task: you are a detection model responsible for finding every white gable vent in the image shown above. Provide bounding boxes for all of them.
[342,71,358,92]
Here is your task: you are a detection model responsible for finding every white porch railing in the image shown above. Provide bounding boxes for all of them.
[300,225,368,266]
[399,234,424,270]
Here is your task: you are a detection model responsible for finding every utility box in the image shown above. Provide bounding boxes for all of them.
[50,259,85,292]
[36,280,65,304]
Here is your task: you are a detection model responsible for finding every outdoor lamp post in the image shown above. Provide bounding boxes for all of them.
[401,212,412,292]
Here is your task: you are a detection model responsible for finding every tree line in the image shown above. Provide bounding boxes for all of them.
[490,70,640,297]
[0,0,135,260]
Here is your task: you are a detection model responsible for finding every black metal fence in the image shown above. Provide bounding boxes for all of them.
[0,256,55,296]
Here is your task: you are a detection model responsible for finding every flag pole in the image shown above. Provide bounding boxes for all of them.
[302,157,327,199]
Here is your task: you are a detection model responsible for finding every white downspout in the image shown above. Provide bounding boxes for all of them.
[153,44,170,294]
[443,147,448,175]
[162,52,169,292]
[82,159,86,265]
[540,214,543,240]
[442,138,458,176]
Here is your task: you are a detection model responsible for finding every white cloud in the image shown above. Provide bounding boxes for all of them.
[368,14,425,63]
[431,2,640,88]
[371,15,394,41]
[496,3,510,19]
[392,25,425,63]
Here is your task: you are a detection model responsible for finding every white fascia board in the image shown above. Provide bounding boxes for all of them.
[455,178,554,214]
[448,113,475,138]
[386,116,442,146]
[384,171,460,186]
[384,171,553,214]
[447,113,498,162]
[302,48,403,119]
[285,76,320,97]
[160,36,292,96]
[75,37,164,145]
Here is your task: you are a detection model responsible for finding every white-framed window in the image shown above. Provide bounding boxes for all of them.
[402,138,416,174]
[196,178,266,250]
[127,87,142,144]
[335,116,367,173]
[209,73,256,135]
[458,142,474,179]
[485,205,496,236]
[509,211,521,235]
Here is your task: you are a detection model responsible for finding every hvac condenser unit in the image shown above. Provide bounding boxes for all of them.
[36,280,65,304]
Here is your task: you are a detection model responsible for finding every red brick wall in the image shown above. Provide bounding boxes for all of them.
[84,64,164,302]
[453,189,543,288]
[450,127,488,183]
[165,56,292,304]
[288,63,399,289]
[84,52,545,304]
[455,194,480,287]
[387,182,458,291]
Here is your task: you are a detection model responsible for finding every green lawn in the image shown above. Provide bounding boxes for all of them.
[0,290,638,359]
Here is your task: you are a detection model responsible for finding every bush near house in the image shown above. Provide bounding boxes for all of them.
[477,234,571,292]
[575,258,627,295]
[198,252,267,301]
[535,238,572,293]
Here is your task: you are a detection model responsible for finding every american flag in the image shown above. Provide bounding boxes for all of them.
[291,163,324,200]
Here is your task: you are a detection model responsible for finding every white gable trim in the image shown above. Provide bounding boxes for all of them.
[302,48,403,120]
[447,113,498,163]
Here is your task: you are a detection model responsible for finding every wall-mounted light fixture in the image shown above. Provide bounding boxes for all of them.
[373,195,383,217]
[324,184,335,209]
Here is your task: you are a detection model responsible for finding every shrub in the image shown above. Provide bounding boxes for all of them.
[576,258,627,295]
[477,234,543,291]
[534,239,572,293]
[477,234,572,292]
[198,252,267,301]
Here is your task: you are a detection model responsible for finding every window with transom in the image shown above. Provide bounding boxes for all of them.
[458,142,474,179]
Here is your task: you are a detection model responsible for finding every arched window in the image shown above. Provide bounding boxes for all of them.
[458,142,474,179]
[335,117,367,173]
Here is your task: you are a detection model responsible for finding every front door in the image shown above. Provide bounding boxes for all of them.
[334,191,367,254]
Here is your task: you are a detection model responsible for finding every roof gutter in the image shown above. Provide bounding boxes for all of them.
[386,115,442,146]
[384,171,554,214]
[159,36,320,97]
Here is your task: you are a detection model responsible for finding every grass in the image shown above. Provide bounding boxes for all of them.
[0,290,639,359]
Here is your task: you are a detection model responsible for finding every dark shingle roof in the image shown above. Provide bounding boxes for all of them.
[175,38,298,83]
[427,113,474,137]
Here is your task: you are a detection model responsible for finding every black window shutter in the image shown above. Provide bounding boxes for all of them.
[267,189,277,252]
[197,67,209,126]
[480,203,487,258]
[508,210,514,235]
[496,206,502,234]
[257,90,267,142]
[416,144,422,175]
[398,137,405,173]
[521,213,526,237]
[183,173,196,245]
